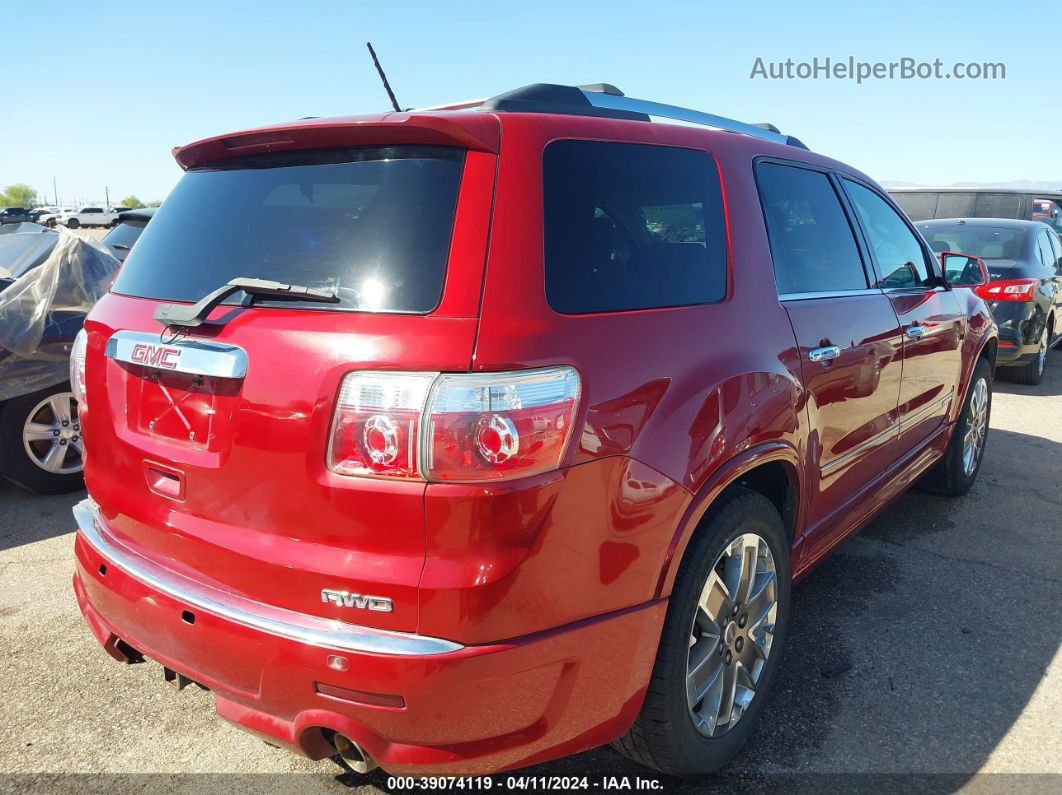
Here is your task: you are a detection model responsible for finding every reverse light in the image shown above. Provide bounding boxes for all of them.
[70,328,89,407]
[327,367,581,483]
[975,278,1038,303]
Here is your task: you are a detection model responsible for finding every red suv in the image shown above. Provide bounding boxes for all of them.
[70,84,997,777]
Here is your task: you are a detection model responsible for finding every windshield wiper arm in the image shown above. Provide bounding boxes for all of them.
[154,277,340,328]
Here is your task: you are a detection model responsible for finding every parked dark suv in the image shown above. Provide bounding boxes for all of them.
[69,83,998,778]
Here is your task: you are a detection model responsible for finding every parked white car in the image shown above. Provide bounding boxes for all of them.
[35,208,73,228]
[57,207,119,229]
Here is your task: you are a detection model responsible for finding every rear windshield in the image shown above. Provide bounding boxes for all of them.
[111,146,464,313]
[917,224,1025,260]
[543,141,727,314]
[102,219,147,262]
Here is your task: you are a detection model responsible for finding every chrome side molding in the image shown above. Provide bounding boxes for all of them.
[72,499,463,656]
[105,330,248,379]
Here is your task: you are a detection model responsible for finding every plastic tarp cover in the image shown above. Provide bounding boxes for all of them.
[0,229,119,401]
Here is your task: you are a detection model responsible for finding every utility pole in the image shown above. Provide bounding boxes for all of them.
[52,176,57,206]
[105,186,110,209]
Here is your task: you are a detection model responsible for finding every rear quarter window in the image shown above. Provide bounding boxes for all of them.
[542,141,727,314]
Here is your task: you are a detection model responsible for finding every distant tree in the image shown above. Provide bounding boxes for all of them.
[119,195,143,209]
[1,183,38,208]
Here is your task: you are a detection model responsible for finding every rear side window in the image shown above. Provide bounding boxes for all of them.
[756,162,868,294]
[112,146,464,313]
[973,193,1022,219]
[843,179,932,289]
[543,141,726,314]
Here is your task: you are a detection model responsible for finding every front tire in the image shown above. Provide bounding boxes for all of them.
[0,383,85,494]
[613,487,790,776]
[919,357,991,496]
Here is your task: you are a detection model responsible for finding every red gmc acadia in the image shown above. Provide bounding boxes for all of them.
[69,83,997,777]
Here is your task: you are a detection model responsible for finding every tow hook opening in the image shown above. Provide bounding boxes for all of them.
[328,730,378,775]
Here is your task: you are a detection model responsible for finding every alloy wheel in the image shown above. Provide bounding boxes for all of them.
[687,533,778,737]
[962,378,989,476]
[21,392,83,475]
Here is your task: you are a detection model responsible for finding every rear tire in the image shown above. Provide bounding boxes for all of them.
[919,357,991,496]
[613,487,790,776]
[1010,322,1049,385]
[0,383,85,494]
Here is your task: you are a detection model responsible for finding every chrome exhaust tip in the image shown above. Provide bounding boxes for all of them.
[333,733,378,775]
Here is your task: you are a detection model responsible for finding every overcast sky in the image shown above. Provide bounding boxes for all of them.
[4,0,1057,206]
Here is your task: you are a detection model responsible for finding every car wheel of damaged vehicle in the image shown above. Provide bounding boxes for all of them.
[919,357,992,496]
[613,487,790,776]
[1013,322,1049,386]
[66,218,79,229]
[0,383,84,494]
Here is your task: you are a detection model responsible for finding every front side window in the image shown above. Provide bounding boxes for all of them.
[543,141,727,314]
[844,179,932,289]
[111,146,465,313]
[757,162,868,295]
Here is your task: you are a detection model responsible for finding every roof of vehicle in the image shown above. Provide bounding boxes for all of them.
[890,186,1062,197]
[116,207,157,222]
[172,83,831,172]
[917,218,1051,230]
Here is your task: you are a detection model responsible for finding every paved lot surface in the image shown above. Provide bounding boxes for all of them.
[2,352,1061,792]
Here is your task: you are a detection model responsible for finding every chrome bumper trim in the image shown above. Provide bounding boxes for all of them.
[72,498,463,656]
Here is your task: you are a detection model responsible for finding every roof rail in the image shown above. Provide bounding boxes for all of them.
[474,83,808,149]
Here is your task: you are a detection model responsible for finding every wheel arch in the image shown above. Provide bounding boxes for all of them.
[653,442,802,599]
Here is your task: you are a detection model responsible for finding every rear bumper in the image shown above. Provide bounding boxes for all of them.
[72,499,665,774]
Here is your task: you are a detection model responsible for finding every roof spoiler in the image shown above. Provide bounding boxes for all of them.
[172,113,501,170]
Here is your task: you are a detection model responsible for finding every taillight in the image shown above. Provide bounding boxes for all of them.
[327,372,436,479]
[327,367,581,483]
[70,328,88,407]
[425,367,581,482]
[975,278,1038,302]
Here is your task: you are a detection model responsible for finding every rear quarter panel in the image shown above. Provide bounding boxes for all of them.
[434,116,811,639]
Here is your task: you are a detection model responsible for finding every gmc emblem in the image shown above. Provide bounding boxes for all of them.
[321,589,394,613]
[130,343,181,369]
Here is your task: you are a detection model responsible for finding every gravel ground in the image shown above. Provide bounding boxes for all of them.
[2,352,1061,792]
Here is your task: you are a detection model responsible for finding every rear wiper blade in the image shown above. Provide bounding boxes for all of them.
[154,277,340,328]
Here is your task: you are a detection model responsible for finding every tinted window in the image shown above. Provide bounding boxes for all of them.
[543,141,726,313]
[891,192,937,221]
[917,224,1025,260]
[973,193,1022,219]
[936,192,976,218]
[1036,230,1054,268]
[844,180,931,289]
[112,146,464,313]
[101,220,147,262]
[757,163,867,294]
[1049,230,1062,268]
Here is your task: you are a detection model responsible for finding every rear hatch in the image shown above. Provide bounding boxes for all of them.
[80,119,498,633]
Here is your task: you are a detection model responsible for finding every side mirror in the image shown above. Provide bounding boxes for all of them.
[941,252,988,288]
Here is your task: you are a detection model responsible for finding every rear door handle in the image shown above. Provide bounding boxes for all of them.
[905,324,925,339]
[808,345,841,363]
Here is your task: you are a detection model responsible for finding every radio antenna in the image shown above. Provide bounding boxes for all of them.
[366,41,402,113]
